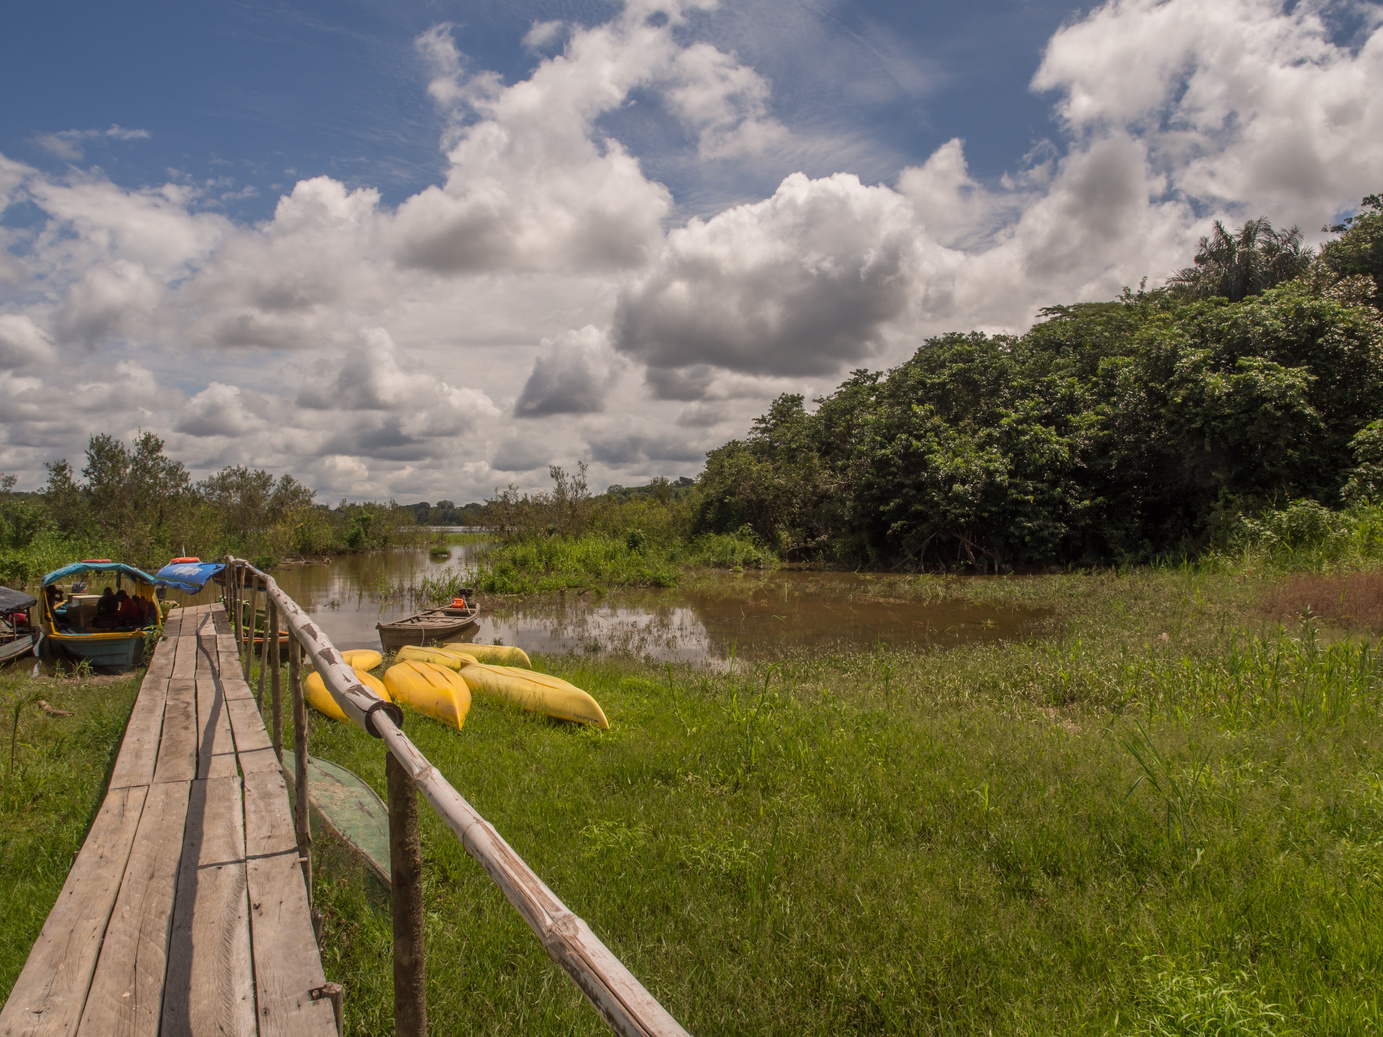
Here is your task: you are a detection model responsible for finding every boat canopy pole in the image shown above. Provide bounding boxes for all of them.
[224,556,692,1037]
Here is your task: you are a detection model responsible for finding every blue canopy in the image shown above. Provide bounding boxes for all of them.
[43,561,159,587]
[152,561,225,593]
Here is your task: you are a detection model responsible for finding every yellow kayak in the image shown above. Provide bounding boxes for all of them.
[305,669,389,723]
[443,642,533,668]
[383,661,472,731]
[396,644,476,670]
[341,648,383,671]
[458,663,608,729]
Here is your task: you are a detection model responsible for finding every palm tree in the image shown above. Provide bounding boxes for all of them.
[1168,217,1313,302]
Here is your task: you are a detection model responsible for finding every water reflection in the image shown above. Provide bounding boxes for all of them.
[168,548,1052,664]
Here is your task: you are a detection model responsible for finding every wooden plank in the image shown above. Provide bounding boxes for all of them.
[242,767,298,862]
[195,654,238,782]
[161,776,255,1037]
[171,629,198,682]
[153,679,197,784]
[246,853,336,1037]
[0,786,149,1037]
[143,625,176,682]
[224,694,274,756]
[75,781,191,1037]
[107,670,170,791]
[242,768,335,1037]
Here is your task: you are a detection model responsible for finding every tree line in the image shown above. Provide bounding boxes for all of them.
[1,433,422,584]
[693,195,1383,570]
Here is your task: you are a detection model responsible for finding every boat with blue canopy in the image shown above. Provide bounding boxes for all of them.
[39,560,165,671]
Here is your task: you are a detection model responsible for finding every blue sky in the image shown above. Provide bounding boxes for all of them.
[3,1,1090,219]
[1,0,1381,501]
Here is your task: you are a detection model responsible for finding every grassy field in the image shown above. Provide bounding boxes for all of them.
[5,565,1383,1034]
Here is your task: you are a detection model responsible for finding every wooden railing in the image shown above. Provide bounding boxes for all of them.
[222,557,692,1037]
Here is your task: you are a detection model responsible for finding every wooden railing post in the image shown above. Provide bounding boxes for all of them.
[388,751,427,1037]
[257,596,270,708]
[278,630,294,764]
[293,641,312,894]
[228,558,243,669]
[244,573,258,682]
[269,598,281,730]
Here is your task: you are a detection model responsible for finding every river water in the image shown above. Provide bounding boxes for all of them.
[169,545,1052,665]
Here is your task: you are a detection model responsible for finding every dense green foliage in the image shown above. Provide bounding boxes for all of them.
[697,204,1383,571]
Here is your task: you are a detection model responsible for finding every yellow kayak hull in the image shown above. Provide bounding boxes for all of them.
[383,661,472,731]
[443,642,532,668]
[341,648,383,671]
[305,669,389,723]
[396,644,476,670]
[458,663,608,729]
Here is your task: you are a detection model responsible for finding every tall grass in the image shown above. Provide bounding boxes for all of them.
[390,530,775,603]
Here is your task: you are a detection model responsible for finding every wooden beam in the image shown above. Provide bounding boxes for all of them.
[75,780,190,1037]
[161,775,255,1036]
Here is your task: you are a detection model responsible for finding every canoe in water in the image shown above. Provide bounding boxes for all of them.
[282,749,389,884]
[377,609,479,652]
[305,669,389,723]
[383,660,472,730]
[459,663,609,729]
[443,642,532,668]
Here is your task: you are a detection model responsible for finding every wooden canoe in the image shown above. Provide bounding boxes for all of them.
[376,608,479,652]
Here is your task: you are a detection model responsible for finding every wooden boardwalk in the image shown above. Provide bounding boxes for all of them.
[0,604,338,1037]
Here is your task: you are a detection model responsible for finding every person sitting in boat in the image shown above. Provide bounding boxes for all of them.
[114,590,143,629]
[93,587,118,628]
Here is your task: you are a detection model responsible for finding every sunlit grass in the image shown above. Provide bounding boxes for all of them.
[301,565,1383,1035]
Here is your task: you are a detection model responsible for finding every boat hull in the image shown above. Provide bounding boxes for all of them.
[443,642,532,668]
[383,661,472,730]
[305,669,389,723]
[459,663,609,729]
[0,635,34,663]
[376,613,478,653]
[46,631,144,671]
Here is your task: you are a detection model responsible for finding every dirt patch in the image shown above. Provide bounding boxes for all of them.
[1261,572,1383,633]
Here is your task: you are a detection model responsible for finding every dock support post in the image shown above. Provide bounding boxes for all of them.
[257,596,270,708]
[388,751,427,1037]
[228,559,243,670]
[267,598,280,715]
[293,640,311,896]
[244,575,258,682]
[278,631,294,764]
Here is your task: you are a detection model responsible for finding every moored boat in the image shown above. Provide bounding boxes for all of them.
[0,586,37,663]
[38,561,164,672]
[376,604,479,652]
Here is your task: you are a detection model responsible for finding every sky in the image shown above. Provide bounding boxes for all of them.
[1,0,1381,504]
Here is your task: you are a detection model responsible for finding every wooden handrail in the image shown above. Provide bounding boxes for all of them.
[223,558,692,1037]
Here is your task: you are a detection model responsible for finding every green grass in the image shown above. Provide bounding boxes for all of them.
[397,531,775,602]
[7,566,1383,1034]
[0,670,140,992]
[299,566,1383,1035]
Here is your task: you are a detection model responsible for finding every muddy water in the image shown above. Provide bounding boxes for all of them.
[170,547,1052,664]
